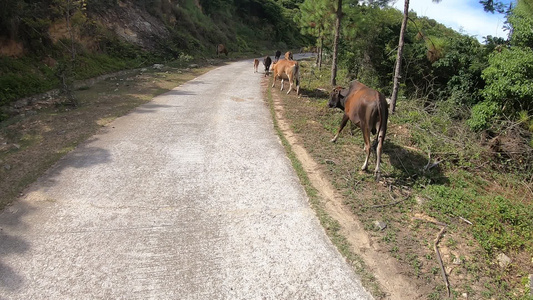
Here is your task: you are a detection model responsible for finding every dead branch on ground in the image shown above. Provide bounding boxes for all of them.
[434,226,451,298]
[423,151,444,172]
[459,216,473,225]
[414,218,450,298]
[368,192,410,209]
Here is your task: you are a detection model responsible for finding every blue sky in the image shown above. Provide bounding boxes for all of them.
[391,0,515,42]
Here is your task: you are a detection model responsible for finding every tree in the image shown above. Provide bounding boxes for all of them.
[479,0,508,13]
[52,0,87,106]
[389,0,409,114]
[294,0,335,69]
[389,0,441,114]
[470,0,533,131]
[507,0,533,48]
[331,0,342,86]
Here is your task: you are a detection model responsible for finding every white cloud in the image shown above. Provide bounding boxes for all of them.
[391,0,509,41]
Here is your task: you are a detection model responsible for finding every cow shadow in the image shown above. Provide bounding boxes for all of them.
[383,141,449,186]
[298,87,330,99]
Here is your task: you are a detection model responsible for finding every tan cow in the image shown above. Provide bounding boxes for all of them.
[253,59,259,73]
[284,51,293,60]
[216,44,228,56]
[271,60,299,95]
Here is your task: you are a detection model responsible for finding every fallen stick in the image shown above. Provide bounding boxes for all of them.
[434,226,450,298]
[459,216,473,225]
[368,193,409,209]
[413,217,447,227]
[423,151,444,171]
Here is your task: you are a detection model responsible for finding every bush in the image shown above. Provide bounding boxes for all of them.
[481,47,533,115]
[467,100,500,132]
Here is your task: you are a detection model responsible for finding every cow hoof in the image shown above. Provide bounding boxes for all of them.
[374,172,381,182]
[330,138,336,143]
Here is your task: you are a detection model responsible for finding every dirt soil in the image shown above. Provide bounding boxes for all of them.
[264,59,533,299]
[268,81,424,299]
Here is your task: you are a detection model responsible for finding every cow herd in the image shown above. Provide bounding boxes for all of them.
[217,44,388,180]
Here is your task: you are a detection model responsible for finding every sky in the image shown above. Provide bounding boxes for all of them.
[391,0,515,42]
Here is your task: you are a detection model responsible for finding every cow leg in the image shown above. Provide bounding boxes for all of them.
[287,75,293,94]
[272,76,276,88]
[331,114,350,143]
[361,127,371,171]
[280,79,285,91]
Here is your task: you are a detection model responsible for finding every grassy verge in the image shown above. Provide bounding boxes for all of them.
[265,78,386,298]
[275,58,533,299]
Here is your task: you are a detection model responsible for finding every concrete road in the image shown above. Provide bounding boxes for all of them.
[0,56,373,299]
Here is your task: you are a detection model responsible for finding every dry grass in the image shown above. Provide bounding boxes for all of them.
[272,58,533,299]
[0,62,217,210]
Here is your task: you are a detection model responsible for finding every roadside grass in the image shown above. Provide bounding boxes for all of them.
[274,58,533,299]
[0,60,218,210]
[265,81,386,299]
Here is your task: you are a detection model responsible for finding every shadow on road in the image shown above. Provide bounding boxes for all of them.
[0,202,34,291]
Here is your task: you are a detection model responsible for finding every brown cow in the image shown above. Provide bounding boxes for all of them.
[263,56,272,76]
[328,80,388,179]
[284,51,293,60]
[271,60,299,95]
[216,44,228,56]
[253,58,259,73]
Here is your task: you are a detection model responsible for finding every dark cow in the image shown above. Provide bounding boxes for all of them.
[274,50,282,62]
[328,80,388,179]
[216,44,228,56]
[263,56,272,76]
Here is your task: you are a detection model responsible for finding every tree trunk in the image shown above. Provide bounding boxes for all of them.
[390,0,409,114]
[66,0,76,61]
[330,0,342,86]
[318,36,323,70]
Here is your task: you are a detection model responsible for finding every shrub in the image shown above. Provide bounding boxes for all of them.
[467,100,500,132]
[481,47,533,115]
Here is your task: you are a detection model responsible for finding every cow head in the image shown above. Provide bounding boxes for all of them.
[328,86,346,110]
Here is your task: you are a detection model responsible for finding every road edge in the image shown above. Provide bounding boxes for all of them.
[263,77,423,300]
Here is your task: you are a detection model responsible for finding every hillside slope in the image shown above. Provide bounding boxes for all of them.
[0,0,307,114]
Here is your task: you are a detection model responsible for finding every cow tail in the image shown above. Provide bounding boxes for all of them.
[295,63,300,87]
[374,95,387,148]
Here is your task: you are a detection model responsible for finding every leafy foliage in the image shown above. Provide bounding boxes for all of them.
[481,47,533,114]
[0,0,306,107]
[467,101,500,131]
[508,0,533,48]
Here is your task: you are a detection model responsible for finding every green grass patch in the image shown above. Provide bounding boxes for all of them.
[266,83,386,299]
[422,178,533,254]
[276,60,533,299]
